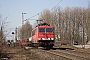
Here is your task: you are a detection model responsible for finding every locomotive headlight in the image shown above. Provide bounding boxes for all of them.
[38,38,43,40]
[48,38,54,40]
[51,38,54,40]
[48,38,50,40]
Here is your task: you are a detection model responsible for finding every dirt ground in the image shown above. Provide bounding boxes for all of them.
[1,45,90,60]
[1,46,38,60]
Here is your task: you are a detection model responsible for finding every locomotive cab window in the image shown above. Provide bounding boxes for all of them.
[39,28,45,32]
[39,28,53,32]
[46,28,53,32]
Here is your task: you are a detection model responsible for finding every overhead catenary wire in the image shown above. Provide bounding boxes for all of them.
[25,0,63,21]
[51,0,62,11]
[25,13,39,21]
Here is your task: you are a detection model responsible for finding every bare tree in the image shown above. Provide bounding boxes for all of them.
[19,21,32,39]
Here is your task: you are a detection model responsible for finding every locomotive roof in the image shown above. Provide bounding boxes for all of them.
[36,23,50,27]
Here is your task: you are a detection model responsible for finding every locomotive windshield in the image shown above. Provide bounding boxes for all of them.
[46,28,53,32]
[39,28,45,32]
[39,28,53,32]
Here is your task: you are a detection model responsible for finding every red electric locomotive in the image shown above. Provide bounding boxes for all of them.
[31,23,54,49]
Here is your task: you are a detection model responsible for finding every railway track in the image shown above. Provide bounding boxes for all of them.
[24,46,90,60]
[62,50,90,58]
[43,50,90,60]
[29,49,69,60]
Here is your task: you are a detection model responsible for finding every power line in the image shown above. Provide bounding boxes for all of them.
[26,13,39,20]
[30,13,39,18]
[25,0,63,21]
[51,0,63,11]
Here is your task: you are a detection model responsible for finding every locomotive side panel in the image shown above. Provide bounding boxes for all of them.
[32,28,37,43]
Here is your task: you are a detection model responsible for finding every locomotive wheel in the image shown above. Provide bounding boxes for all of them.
[44,45,52,50]
[33,43,39,48]
[43,47,50,50]
[42,42,54,50]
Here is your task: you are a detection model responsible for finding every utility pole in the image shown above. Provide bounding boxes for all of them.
[82,11,85,48]
[22,12,26,25]
[22,12,26,39]
[15,27,18,42]
[0,25,4,44]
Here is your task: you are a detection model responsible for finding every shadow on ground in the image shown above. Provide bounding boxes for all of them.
[52,47,74,50]
[42,47,74,50]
